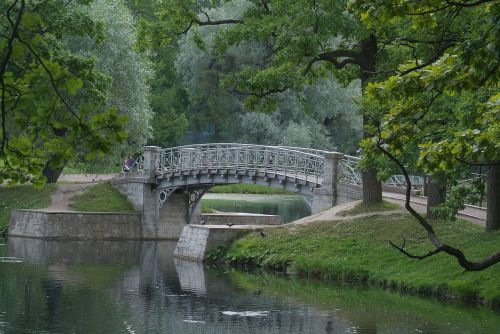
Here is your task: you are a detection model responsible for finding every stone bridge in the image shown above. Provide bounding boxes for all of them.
[112,144,420,239]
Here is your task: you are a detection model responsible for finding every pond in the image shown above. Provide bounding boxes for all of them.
[1,238,499,333]
[201,194,311,223]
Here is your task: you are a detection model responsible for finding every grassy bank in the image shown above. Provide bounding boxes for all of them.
[210,213,500,308]
[0,184,57,236]
[209,184,292,194]
[69,182,136,212]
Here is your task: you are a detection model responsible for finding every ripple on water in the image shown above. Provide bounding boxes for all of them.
[183,320,206,324]
[221,311,270,317]
[0,257,23,263]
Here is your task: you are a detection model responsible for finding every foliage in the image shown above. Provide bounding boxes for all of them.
[153,0,392,205]
[0,184,56,236]
[169,0,363,151]
[68,0,154,159]
[0,0,127,186]
[432,181,484,221]
[125,0,190,147]
[216,213,500,305]
[352,1,499,176]
[68,181,136,212]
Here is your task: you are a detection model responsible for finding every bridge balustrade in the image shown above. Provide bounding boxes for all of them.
[132,143,424,191]
[157,144,326,184]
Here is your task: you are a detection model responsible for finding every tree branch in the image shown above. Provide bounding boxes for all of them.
[399,43,452,76]
[375,142,500,271]
[445,0,495,7]
[194,17,243,26]
[304,49,363,75]
[228,85,292,98]
[1,0,25,154]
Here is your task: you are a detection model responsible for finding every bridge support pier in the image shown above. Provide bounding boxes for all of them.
[311,152,344,214]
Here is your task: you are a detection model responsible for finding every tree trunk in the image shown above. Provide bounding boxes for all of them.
[362,167,382,204]
[486,164,500,231]
[426,177,446,219]
[360,34,382,205]
[42,164,64,184]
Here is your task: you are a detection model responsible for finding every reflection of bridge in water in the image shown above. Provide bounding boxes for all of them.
[6,237,367,334]
[113,143,423,239]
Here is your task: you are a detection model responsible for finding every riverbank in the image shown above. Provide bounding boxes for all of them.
[209,209,500,309]
[0,184,56,236]
[0,181,134,236]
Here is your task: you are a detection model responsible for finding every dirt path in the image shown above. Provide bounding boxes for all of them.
[41,174,117,212]
[290,201,406,225]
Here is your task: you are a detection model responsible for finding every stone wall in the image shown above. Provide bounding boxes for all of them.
[111,173,148,211]
[9,210,141,240]
[174,225,247,261]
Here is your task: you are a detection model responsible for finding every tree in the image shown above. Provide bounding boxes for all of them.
[125,0,189,147]
[0,0,126,186]
[68,0,153,162]
[350,0,500,270]
[153,0,391,205]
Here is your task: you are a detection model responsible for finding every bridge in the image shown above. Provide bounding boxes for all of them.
[112,143,421,239]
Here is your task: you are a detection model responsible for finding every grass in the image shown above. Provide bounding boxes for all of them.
[209,184,292,194]
[338,200,400,216]
[0,184,56,236]
[201,206,216,213]
[210,212,500,308]
[69,182,136,212]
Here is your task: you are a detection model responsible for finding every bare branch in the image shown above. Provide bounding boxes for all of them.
[389,240,442,259]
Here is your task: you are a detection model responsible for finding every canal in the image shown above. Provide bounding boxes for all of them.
[1,237,499,333]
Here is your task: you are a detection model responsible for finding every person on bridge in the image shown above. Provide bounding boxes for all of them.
[122,156,133,172]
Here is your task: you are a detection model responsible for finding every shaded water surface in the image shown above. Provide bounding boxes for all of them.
[201,194,311,223]
[1,238,499,333]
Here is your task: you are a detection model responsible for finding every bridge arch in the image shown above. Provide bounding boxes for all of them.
[153,143,339,224]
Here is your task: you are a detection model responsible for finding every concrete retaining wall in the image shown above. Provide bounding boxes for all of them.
[9,209,141,240]
[174,225,248,261]
[200,212,281,225]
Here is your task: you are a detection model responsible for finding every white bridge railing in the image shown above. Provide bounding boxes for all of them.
[133,143,424,189]
[158,143,325,184]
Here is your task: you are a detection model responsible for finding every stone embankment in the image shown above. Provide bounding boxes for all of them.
[9,210,141,239]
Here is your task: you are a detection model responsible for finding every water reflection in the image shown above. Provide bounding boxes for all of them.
[175,258,207,296]
[1,237,499,333]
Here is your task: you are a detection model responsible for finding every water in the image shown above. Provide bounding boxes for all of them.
[201,194,311,223]
[1,238,499,334]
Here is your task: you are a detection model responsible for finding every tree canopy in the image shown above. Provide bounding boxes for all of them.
[0,0,127,185]
[349,0,500,269]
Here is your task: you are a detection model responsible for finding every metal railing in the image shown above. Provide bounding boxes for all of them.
[134,143,425,190]
[158,143,325,184]
[339,155,362,186]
